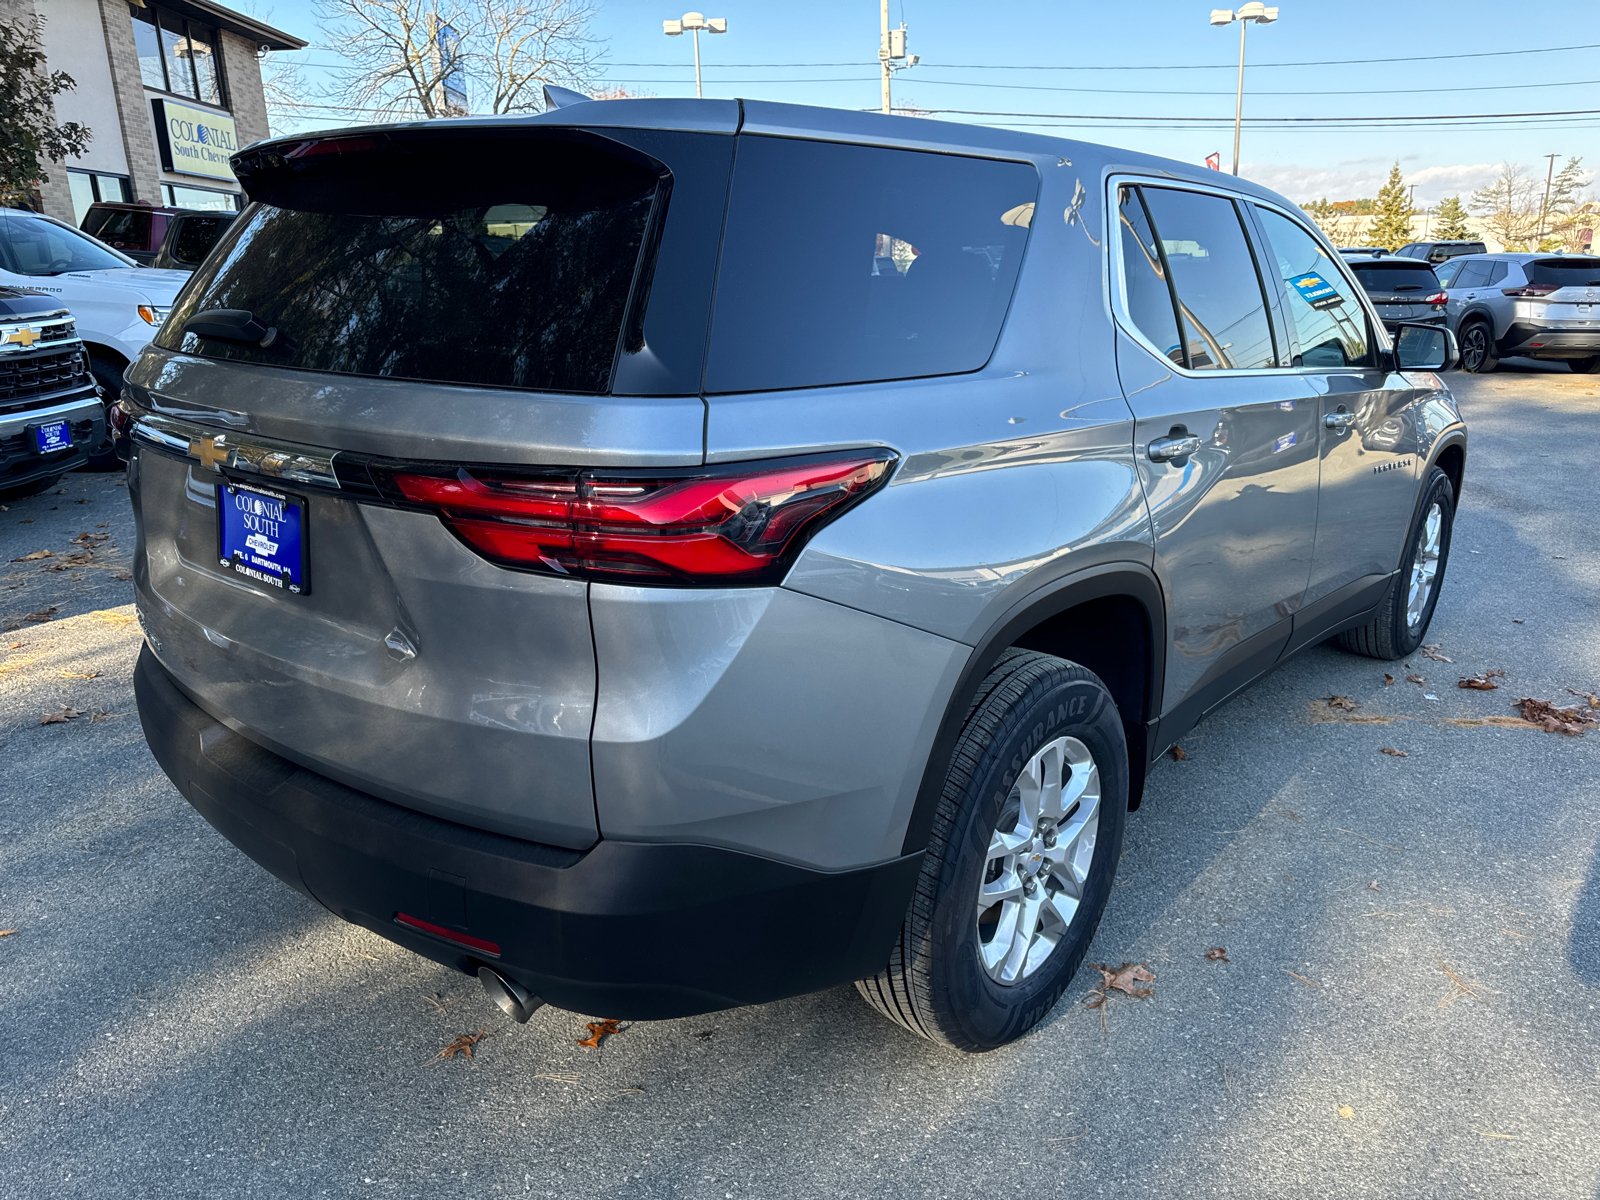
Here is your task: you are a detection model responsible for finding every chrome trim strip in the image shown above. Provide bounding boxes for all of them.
[131,412,341,489]
[0,393,102,437]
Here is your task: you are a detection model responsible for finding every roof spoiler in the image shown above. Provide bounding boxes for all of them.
[543,85,592,110]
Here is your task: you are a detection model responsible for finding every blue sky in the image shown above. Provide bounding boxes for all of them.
[240,0,1599,206]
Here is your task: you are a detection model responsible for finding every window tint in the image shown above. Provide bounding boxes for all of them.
[1451,259,1490,289]
[92,208,153,252]
[1254,207,1371,368]
[0,213,135,275]
[704,137,1038,392]
[1433,258,1463,287]
[1138,186,1276,370]
[1350,263,1441,293]
[1526,257,1600,286]
[1116,186,1184,366]
[1485,261,1509,286]
[160,135,660,394]
[170,214,233,265]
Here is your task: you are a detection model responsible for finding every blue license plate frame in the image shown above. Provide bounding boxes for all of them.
[31,420,71,455]
[216,481,310,595]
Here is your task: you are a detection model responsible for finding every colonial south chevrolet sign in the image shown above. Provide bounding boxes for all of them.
[152,99,239,182]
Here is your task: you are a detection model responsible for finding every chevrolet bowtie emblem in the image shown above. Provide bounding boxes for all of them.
[189,435,230,471]
[4,327,40,348]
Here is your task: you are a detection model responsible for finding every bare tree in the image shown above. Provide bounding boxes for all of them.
[316,0,602,120]
[1470,162,1538,250]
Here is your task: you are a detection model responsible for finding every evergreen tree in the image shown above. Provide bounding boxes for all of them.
[1367,162,1414,250]
[0,17,90,206]
[1432,195,1471,240]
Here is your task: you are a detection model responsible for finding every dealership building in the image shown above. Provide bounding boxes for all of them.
[9,0,304,224]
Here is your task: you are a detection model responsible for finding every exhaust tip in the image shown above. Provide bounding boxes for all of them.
[478,965,543,1024]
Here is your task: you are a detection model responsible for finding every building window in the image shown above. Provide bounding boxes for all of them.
[130,4,225,107]
[66,170,133,225]
[162,183,242,212]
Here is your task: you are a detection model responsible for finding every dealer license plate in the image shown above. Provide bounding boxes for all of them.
[34,420,70,454]
[216,482,309,595]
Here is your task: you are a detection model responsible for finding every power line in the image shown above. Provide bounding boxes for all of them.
[919,106,1600,124]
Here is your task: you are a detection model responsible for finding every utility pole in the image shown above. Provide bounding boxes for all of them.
[1539,152,1559,243]
[1210,5,1279,177]
[878,1,916,114]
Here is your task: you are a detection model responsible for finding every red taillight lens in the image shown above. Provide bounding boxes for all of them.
[395,913,501,956]
[1424,292,1447,306]
[392,453,894,585]
[1502,284,1559,297]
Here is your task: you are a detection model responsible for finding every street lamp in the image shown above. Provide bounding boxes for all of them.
[663,11,727,99]
[1210,3,1278,177]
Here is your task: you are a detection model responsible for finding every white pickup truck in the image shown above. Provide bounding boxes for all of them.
[0,207,191,466]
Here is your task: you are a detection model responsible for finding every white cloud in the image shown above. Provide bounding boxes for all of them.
[1240,161,1502,206]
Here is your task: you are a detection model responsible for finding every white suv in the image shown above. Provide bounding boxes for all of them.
[0,208,190,463]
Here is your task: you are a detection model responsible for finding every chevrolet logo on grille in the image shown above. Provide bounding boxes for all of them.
[189,434,230,471]
[3,326,41,348]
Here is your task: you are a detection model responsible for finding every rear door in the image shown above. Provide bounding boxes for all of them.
[1110,181,1319,727]
[1250,205,1421,644]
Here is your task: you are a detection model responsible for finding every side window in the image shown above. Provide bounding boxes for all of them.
[1116,186,1185,367]
[1138,187,1277,370]
[1452,260,1490,290]
[1485,261,1509,287]
[1434,258,1463,287]
[1254,207,1372,368]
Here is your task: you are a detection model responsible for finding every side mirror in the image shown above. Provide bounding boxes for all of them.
[1394,322,1457,372]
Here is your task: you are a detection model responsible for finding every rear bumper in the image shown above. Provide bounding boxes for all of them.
[0,391,102,488]
[135,645,921,1019]
[1378,312,1446,333]
[1501,323,1600,359]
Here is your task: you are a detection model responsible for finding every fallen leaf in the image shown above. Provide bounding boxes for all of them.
[7,641,21,649]
[1384,674,1395,686]
[577,1018,621,1049]
[1338,1105,1355,1120]
[1512,619,1524,624]
[41,706,83,725]
[22,606,58,623]
[1326,695,1359,712]
[1405,673,1425,684]
[76,498,89,504]
[11,549,51,561]
[1367,880,1381,891]
[1380,747,1408,757]
[1420,645,1452,663]
[1090,962,1156,999]
[1458,670,1505,691]
[1515,696,1598,736]
[96,522,109,528]
[1567,688,1600,707]
[1282,969,1321,988]
[437,1028,485,1060]
[68,532,109,545]
[1204,947,1229,962]
[1169,744,1188,761]
[0,929,15,937]
[89,709,113,722]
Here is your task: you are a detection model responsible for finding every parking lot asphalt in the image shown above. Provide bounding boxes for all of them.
[2,362,1598,1200]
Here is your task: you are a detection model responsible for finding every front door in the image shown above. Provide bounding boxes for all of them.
[1250,205,1423,647]
[1111,182,1320,729]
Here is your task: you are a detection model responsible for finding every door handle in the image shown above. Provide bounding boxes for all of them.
[1147,431,1202,463]
[1324,409,1357,433]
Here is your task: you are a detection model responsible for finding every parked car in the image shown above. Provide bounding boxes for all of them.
[80,202,237,272]
[1343,254,1448,333]
[1337,246,1388,257]
[0,207,188,466]
[1437,252,1600,373]
[0,286,104,499]
[1396,240,1486,264]
[120,97,1466,1052]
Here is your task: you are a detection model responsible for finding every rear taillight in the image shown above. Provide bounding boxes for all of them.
[391,452,895,585]
[1424,292,1447,306]
[1502,284,1559,297]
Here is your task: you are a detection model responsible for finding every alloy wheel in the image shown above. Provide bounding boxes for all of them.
[1407,501,1443,629]
[1460,325,1487,371]
[975,735,1101,985]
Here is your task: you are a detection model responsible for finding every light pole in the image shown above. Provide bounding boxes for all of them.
[663,11,727,99]
[1209,4,1278,177]
[1539,152,1559,243]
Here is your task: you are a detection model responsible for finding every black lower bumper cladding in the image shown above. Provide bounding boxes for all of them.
[135,647,921,1019]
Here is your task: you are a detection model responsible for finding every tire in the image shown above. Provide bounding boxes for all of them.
[83,356,126,472]
[1337,466,1455,660]
[856,649,1128,1052]
[1570,356,1600,374]
[1457,320,1498,374]
[0,473,63,501]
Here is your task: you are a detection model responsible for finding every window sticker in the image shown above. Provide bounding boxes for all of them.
[1289,272,1344,310]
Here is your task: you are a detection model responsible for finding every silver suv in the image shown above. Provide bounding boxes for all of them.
[121,97,1466,1051]
[1437,252,1600,373]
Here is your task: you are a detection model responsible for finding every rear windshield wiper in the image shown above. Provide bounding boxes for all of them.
[183,308,281,349]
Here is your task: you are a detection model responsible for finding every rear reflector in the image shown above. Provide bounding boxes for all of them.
[390,451,895,586]
[396,913,501,956]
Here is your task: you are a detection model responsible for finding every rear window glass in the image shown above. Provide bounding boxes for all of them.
[158,134,661,394]
[704,137,1038,393]
[1350,263,1440,292]
[1526,258,1600,286]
